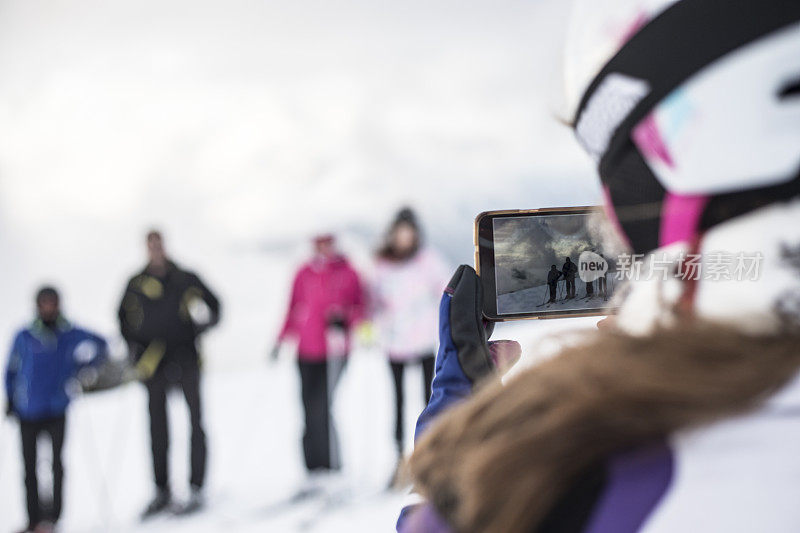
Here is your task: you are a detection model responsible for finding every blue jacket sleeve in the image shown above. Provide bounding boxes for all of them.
[400,266,495,533]
[399,290,472,533]
[5,332,24,409]
[414,290,473,439]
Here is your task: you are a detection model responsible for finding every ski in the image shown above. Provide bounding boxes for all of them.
[250,485,328,520]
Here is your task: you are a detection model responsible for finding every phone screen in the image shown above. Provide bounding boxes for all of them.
[477,208,618,320]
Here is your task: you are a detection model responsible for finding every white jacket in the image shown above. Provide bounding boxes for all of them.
[371,248,450,360]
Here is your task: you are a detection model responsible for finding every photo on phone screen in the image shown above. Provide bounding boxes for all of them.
[477,208,618,320]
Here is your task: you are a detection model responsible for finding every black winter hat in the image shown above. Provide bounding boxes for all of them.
[394,207,418,228]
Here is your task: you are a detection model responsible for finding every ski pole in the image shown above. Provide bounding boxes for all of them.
[99,386,133,525]
[75,391,116,530]
[0,414,11,482]
[327,355,339,472]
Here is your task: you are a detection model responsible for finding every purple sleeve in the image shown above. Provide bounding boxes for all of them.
[398,504,453,533]
[583,442,674,533]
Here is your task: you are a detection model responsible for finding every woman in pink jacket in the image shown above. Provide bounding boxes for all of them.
[275,234,365,472]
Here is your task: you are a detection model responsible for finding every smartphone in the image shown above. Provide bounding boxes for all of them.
[475,207,619,321]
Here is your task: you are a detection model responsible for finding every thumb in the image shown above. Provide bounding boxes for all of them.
[488,340,522,375]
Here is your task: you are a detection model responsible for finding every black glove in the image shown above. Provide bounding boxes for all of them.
[5,399,14,418]
[447,265,495,384]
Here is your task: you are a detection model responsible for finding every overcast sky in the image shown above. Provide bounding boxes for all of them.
[0,0,599,366]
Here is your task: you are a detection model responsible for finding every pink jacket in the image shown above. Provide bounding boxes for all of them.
[278,255,365,361]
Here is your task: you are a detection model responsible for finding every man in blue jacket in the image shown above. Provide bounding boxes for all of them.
[4,287,107,533]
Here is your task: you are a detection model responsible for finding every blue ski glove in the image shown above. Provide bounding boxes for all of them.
[414,265,496,440]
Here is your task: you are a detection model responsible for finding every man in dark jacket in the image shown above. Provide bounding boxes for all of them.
[562,257,578,299]
[118,230,220,518]
[5,287,107,533]
[546,265,562,303]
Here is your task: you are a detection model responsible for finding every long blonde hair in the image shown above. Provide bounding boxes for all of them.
[409,324,800,533]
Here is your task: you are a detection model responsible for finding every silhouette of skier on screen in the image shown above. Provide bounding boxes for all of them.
[547,265,562,303]
[561,257,577,299]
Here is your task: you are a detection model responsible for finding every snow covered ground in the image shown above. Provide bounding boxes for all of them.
[498,280,617,315]
[0,348,405,533]
[0,317,599,533]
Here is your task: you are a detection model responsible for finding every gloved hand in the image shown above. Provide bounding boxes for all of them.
[354,321,378,348]
[5,399,14,418]
[269,344,281,363]
[414,265,520,439]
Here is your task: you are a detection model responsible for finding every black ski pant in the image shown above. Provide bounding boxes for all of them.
[20,415,66,528]
[145,358,206,491]
[298,357,346,471]
[548,282,558,302]
[565,277,576,298]
[598,276,608,298]
[390,354,435,454]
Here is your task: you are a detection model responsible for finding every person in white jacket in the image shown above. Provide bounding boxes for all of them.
[372,208,449,466]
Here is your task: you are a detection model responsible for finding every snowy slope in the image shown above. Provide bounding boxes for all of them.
[0,318,603,533]
[0,348,406,533]
[498,282,615,315]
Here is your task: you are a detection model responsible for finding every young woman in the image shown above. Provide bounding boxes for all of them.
[275,234,365,473]
[372,208,449,463]
[400,1,800,532]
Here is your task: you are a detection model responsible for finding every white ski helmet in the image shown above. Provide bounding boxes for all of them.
[558,0,800,253]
